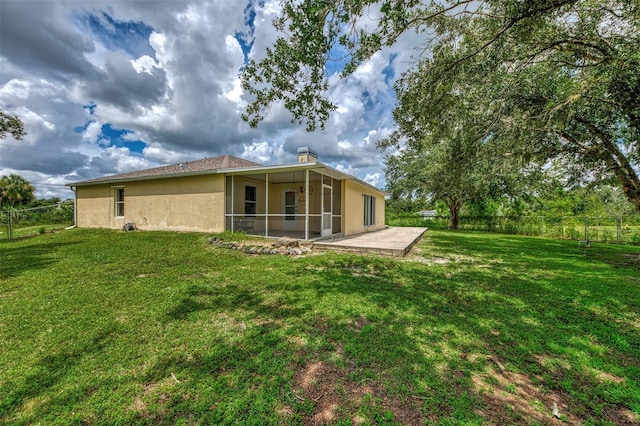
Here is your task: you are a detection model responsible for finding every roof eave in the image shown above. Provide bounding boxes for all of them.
[68,160,387,195]
[217,161,319,175]
[67,169,220,187]
[219,161,386,195]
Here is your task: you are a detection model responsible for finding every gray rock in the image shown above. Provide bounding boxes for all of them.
[276,237,299,248]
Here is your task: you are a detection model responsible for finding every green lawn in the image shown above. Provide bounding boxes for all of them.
[2,224,71,240]
[1,229,639,425]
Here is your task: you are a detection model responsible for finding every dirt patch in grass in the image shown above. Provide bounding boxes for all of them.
[594,251,640,269]
[130,376,181,416]
[346,316,370,332]
[291,358,423,425]
[472,356,583,424]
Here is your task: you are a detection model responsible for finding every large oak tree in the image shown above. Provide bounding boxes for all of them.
[242,0,640,211]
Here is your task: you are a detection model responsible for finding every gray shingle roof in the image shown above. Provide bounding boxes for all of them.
[70,155,261,186]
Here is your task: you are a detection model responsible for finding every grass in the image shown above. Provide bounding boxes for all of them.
[2,224,70,240]
[386,214,640,244]
[1,229,639,425]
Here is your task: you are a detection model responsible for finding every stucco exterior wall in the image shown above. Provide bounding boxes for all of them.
[75,174,225,232]
[343,180,386,236]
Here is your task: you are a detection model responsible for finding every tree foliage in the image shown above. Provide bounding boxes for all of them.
[0,110,26,140]
[242,0,640,210]
[0,174,35,208]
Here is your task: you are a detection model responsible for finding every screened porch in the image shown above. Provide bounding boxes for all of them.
[224,167,343,240]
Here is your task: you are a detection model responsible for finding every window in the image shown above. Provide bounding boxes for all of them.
[244,185,256,217]
[364,194,375,226]
[115,188,125,217]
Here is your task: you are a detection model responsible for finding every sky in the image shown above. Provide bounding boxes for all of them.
[0,0,417,200]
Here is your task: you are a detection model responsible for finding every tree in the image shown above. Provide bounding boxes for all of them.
[0,174,35,208]
[242,0,640,211]
[384,122,533,229]
[383,46,533,229]
[0,110,26,140]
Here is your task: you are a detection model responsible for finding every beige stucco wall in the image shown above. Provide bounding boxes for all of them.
[343,180,386,236]
[75,174,225,232]
[74,172,384,237]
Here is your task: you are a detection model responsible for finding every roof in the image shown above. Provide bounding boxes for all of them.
[69,155,261,186]
[68,154,386,195]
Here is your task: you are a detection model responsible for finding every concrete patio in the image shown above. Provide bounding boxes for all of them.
[313,226,428,257]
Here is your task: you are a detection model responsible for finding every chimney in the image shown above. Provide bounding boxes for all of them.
[297,146,318,163]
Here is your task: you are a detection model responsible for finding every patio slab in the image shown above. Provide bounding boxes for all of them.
[313,226,428,257]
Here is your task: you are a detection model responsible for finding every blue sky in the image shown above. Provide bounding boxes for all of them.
[0,0,405,199]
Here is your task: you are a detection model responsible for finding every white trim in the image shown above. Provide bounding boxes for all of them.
[265,173,269,236]
[305,169,309,240]
[114,187,125,218]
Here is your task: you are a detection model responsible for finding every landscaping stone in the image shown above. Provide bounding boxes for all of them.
[276,237,299,248]
[208,235,313,257]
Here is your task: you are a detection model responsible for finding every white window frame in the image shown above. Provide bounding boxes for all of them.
[114,187,125,217]
[364,194,375,226]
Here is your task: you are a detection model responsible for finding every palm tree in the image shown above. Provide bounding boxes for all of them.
[0,174,35,208]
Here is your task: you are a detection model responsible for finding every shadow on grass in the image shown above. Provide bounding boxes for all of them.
[126,233,640,424]
[0,329,117,420]
[0,242,78,279]
[298,250,640,423]
[142,236,640,424]
[9,230,636,424]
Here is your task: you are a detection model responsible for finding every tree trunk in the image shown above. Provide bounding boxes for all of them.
[448,198,463,230]
[624,184,640,212]
[572,117,640,212]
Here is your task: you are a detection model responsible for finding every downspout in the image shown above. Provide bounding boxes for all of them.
[70,186,77,229]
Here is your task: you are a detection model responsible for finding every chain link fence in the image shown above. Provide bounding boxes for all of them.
[386,214,640,245]
[2,201,74,240]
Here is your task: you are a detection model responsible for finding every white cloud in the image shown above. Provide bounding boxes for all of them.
[81,121,103,144]
[142,145,200,164]
[131,55,159,74]
[0,0,408,197]
[364,172,383,187]
[241,141,284,164]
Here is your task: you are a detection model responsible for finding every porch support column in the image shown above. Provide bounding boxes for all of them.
[265,173,269,237]
[304,169,309,240]
[231,175,235,232]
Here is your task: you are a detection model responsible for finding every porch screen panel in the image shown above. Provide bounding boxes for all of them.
[332,179,342,233]
[225,176,233,214]
[285,190,296,220]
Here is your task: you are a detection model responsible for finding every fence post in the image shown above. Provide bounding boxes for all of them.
[8,210,13,241]
[584,217,590,247]
[617,217,622,244]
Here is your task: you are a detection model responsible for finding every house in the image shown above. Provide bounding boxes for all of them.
[418,210,438,219]
[67,147,386,240]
